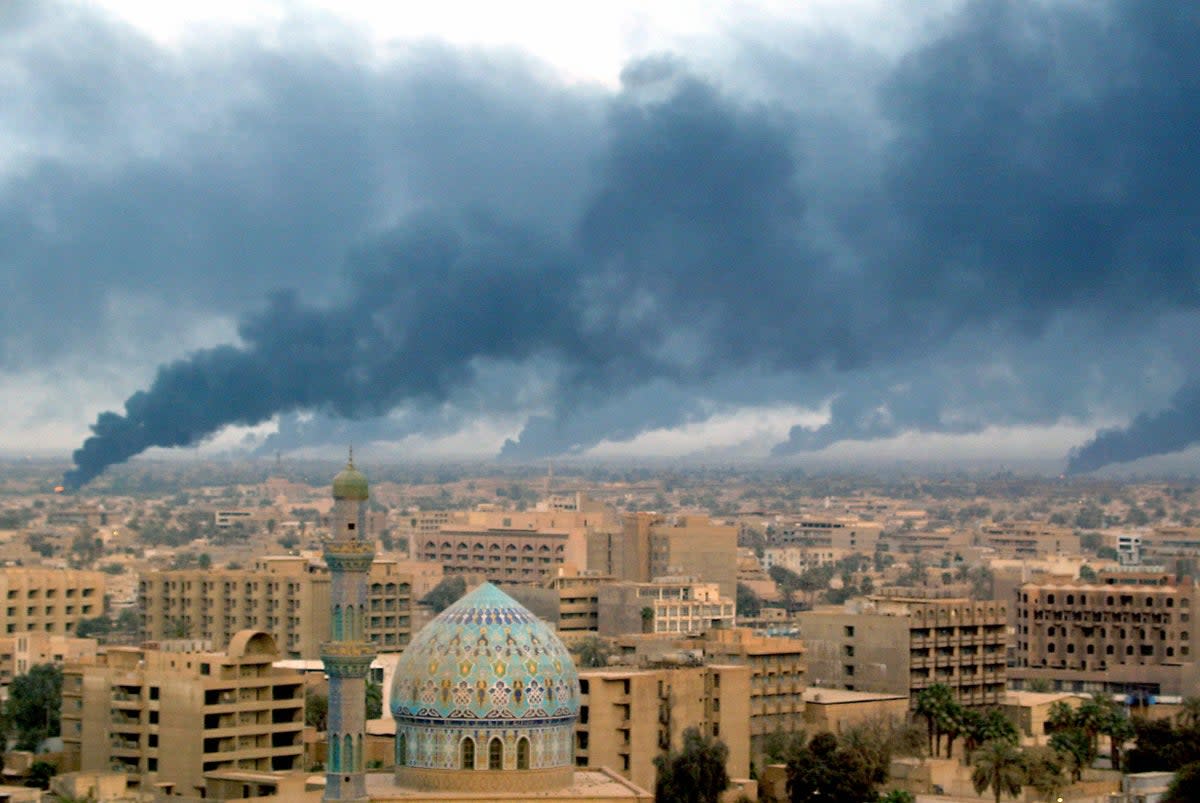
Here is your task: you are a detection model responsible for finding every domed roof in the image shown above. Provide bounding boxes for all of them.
[332,458,369,500]
[391,583,579,724]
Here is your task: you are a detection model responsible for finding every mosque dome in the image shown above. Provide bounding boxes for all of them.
[332,460,369,501]
[391,582,579,792]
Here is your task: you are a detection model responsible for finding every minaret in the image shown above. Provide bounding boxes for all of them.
[322,451,375,802]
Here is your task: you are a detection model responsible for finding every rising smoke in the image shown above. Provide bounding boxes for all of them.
[28,1,1200,484]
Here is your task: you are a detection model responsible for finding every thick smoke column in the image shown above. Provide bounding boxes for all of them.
[44,1,1200,482]
[1067,383,1200,474]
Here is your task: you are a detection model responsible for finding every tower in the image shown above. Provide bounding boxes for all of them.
[322,454,375,802]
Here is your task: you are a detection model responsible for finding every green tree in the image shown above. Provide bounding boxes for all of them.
[571,636,613,669]
[27,759,56,789]
[970,739,1025,803]
[305,692,328,731]
[654,727,730,803]
[1021,745,1066,803]
[3,664,63,750]
[1165,760,1200,803]
[1078,564,1097,582]
[75,615,113,638]
[785,731,877,803]
[879,791,914,803]
[737,583,763,618]
[420,576,467,613]
[365,680,382,720]
[1049,726,1094,782]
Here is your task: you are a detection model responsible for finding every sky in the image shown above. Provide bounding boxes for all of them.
[4,0,1200,483]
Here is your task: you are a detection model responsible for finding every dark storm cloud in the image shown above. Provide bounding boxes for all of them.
[0,2,603,366]
[24,0,1200,483]
[1067,382,1200,474]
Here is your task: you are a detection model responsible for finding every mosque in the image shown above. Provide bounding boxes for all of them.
[320,459,651,802]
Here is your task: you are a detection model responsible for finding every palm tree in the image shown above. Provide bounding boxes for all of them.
[914,684,955,757]
[971,739,1026,803]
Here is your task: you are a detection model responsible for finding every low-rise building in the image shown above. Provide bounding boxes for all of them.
[597,579,735,637]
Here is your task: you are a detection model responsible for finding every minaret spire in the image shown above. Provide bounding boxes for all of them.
[323,459,375,802]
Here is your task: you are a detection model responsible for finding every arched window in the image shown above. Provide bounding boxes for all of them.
[517,737,530,770]
[331,732,340,771]
[397,733,407,766]
[489,737,504,770]
[344,734,354,771]
[333,606,343,640]
[345,604,355,640]
[461,737,476,770]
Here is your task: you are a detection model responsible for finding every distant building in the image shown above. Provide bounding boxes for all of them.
[61,631,305,796]
[139,555,416,660]
[0,631,98,687]
[0,568,105,637]
[415,524,587,584]
[1011,578,1200,697]
[598,579,735,638]
[770,518,882,554]
[979,522,1080,558]
[588,513,738,598]
[797,594,1007,709]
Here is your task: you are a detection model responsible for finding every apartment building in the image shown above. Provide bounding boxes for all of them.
[797,594,1007,709]
[762,545,851,573]
[598,579,735,637]
[979,522,1080,558]
[575,663,750,793]
[139,555,415,660]
[0,632,98,688]
[61,631,304,795]
[588,514,738,598]
[0,568,105,636]
[1011,578,1200,696]
[415,525,587,584]
[545,571,616,633]
[770,518,882,554]
[691,628,807,764]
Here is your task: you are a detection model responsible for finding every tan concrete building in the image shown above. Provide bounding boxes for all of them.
[797,594,1007,709]
[692,628,807,764]
[588,514,738,598]
[770,518,882,554]
[61,631,305,795]
[0,631,98,688]
[415,525,588,584]
[547,571,616,634]
[762,545,851,573]
[0,568,105,636]
[597,580,735,637]
[1011,578,1200,696]
[140,556,416,660]
[575,664,750,794]
[979,522,1080,557]
[800,687,908,735]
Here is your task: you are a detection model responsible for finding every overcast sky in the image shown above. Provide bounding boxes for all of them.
[5,1,1200,481]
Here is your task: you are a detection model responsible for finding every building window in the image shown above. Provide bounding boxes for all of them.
[489,737,503,770]
[461,737,475,770]
[397,733,406,766]
[517,737,530,770]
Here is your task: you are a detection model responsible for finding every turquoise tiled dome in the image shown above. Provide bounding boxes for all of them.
[390,582,579,724]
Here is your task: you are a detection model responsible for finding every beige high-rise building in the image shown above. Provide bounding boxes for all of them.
[797,595,1007,709]
[415,525,588,584]
[139,556,416,660]
[0,568,105,636]
[546,571,616,633]
[61,631,305,796]
[1011,578,1200,697]
[575,663,750,794]
[588,514,738,598]
[0,632,98,686]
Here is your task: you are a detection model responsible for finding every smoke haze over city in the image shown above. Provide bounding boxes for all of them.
[2,2,1200,484]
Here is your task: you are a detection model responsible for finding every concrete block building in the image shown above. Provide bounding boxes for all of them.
[798,594,1007,709]
[0,568,105,636]
[61,631,305,796]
